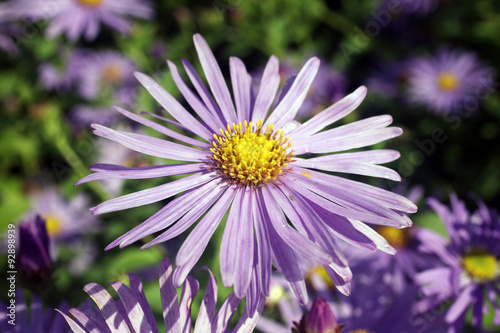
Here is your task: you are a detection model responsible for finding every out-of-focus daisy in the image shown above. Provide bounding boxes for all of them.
[73,50,138,104]
[0,289,69,333]
[78,34,416,308]
[407,49,493,113]
[415,194,500,332]
[58,258,262,333]
[18,215,53,283]
[1,0,153,41]
[27,187,99,241]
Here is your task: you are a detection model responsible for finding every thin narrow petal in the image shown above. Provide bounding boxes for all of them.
[167,60,223,132]
[193,267,218,333]
[113,106,208,148]
[92,124,209,162]
[56,310,88,333]
[289,86,367,139]
[134,72,213,140]
[193,34,237,123]
[179,276,200,333]
[230,57,252,122]
[83,283,130,333]
[446,285,475,323]
[265,57,320,129]
[159,258,181,333]
[90,172,215,215]
[210,293,241,333]
[76,163,205,186]
[173,187,236,287]
[251,56,280,123]
[106,179,222,249]
[127,274,159,333]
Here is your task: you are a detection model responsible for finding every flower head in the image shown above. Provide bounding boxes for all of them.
[293,298,341,333]
[415,194,500,332]
[27,188,99,241]
[78,34,416,308]
[58,258,262,333]
[407,48,493,113]
[2,0,153,41]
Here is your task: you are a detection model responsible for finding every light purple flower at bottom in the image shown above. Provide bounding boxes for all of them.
[415,194,500,333]
[58,258,263,333]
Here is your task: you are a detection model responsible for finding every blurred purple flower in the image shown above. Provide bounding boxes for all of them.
[407,48,494,113]
[415,194,500,332]
[72,50,138,104]
[27,188,99,242]
[2,0,153,41]
[18,215,53,282]
[400,0,439,15]
[0,289,69,333]
[0,20,22,56]
[77,34,416,309]
[70,105,120,129]
[58,258,262,333]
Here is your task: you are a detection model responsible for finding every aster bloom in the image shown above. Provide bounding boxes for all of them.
[18,215,53,282]
[78,34,416,307]
[2,0,153,42]
[415,194,500,332]
[58,258,262,333]
[0,289,69,333]
[28,188,99,241]
[407,49,493,113]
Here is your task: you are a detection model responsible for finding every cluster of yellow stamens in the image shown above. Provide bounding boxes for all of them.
[77,0,102,7]
[437,71,460,92]
[376,226,411,249]
[462,248,499,282]
[209,120,294,187]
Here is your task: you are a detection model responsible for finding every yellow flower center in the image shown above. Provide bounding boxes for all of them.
[376,226,410,249]
[210,120,293,187]
[103,64,123,84]
[305,265,335,289]
[265,284,286,307]
[44,214,62,237]
[77,0,102,7]
[437,72,460,92]
[462,248,499,282]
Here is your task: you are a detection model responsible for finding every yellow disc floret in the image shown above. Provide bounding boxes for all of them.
[462,248,499,282]
[305,265,335,289]
[44,214,62,237]
[437,72,460,92]
[77,0,102,7]
[376,225,411,249]
[210,120,294,187]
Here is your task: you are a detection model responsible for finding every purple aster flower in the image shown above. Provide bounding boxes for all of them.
[27,188,99,242]
[415,194,500,333]
[77,34,417,308]
[2,0,153,42]
[0,289,69,333]
[18,215,53,283]
[58,258,263,333]
[72,50,138,104]
[407,48,494,114]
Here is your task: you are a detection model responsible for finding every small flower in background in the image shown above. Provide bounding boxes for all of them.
[1,0,154,42]
[18,215,53,283]
[69,105,120,129]
[407,48,493,113]
[0,289,70,333]
[27,187,99,242]
[58,258,262,333]
[292,298,341,333]
[72,50,138,104]
[77,33,416,311]
[415,194,500,332]
[0,19,22,56]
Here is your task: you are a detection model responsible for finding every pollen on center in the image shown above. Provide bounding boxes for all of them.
[437,71,460,92]
[209,119,294,187]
